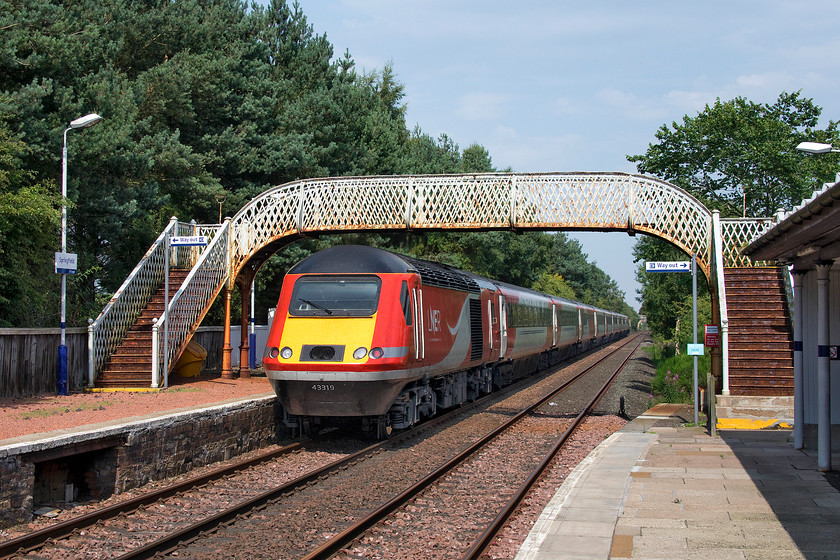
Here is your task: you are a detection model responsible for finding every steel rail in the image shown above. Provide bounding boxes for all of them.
[107,354,588,560]
[0,442,305,559]
[462,333,646,559]
[108,344,614,560]
[299,333,645,560]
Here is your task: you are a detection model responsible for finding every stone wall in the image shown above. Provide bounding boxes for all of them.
[0,396,283,528]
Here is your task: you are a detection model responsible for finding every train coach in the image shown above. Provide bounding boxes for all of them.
[263,245,629,437]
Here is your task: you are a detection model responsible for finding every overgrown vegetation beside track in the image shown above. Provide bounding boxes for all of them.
[643,343,710,405]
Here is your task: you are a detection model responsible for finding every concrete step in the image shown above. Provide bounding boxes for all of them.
[715,395,793,422]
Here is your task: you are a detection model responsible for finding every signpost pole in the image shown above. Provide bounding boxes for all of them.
[163,236,170,388]
[161,235,208,388]
[692,254,699,426]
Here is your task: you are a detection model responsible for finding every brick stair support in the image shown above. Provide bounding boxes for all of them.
[95,270,191,388]
[724,267,793,397]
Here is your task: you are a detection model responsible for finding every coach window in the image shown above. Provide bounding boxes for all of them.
[400,281,412,325]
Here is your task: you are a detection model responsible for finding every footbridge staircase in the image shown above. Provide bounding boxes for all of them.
[87,173,783,396]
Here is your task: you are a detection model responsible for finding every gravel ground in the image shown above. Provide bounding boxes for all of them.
[0,372,274,442]
[595,337,655,420]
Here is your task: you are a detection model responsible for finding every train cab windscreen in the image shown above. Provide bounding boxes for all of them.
[289,276,381,317]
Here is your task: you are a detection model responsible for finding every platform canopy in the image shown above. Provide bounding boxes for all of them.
[743,179,840,472]
[744,180,840,268]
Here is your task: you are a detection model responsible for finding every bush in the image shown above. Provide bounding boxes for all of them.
[650,353,709,404]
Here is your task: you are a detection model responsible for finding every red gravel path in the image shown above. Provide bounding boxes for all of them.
[0,373,273,442]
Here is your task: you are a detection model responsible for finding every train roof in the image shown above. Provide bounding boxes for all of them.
[288,245,480,294]
[288,245,626,318]
[288,245,413,275]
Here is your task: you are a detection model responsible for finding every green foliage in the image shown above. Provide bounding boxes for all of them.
[0,103,60,326]
[650,352,710,404]
[0,0,426,325]
[628,91,840,217]
[531,272,576,300]
[0,0,632,327]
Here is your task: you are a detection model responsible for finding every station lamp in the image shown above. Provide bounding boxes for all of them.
[796,141,840,154]
[58,113,103,395]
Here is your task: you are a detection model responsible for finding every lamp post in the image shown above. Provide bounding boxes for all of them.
[58,113,103,396]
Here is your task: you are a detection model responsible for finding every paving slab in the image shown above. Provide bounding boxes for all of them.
[515,405,840,560]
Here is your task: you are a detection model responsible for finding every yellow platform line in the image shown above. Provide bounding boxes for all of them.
[716,418,792,430]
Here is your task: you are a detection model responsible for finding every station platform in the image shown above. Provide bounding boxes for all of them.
[517,404,840,560]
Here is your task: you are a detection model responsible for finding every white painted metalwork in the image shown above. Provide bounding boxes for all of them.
[89,172,779,385]
[151,220,229,388]
[719,217,777,267]
[88,218,224,385]
[230,173,720,281]
[711,211,731,396]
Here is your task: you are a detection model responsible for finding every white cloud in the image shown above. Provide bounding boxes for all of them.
[735,72,791,91]
[595,89,668,121]
[553,97,580,116]
[456,92,510,120]
[663,90,715,114]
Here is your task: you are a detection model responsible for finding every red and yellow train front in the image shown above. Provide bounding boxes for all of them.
[263,271,418,417]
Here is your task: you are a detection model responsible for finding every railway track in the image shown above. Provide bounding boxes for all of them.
[1,334,645,560]
[304,333,645,560]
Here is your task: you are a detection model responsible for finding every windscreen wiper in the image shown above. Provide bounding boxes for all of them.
[299,298,333,315]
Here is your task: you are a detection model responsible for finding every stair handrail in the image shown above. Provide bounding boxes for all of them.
[88,217,192,385]
[711,211,730,396]
[716,214,779,397]
[151,219,231,387]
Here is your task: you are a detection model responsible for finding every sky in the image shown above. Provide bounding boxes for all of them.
[284,0,840,310]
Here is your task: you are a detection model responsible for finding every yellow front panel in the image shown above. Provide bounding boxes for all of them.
[280,315,377,363]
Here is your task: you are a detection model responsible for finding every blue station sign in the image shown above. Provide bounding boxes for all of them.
[170,235,208,247]
[645,261,690,273]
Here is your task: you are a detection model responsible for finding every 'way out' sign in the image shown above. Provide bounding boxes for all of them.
[170,235,208,247]
[645,261,690,273]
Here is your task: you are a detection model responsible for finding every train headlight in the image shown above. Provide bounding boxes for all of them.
[280,347,293,359]
[267,347,280,359]
[353,347,368,360]
[369,347,384,359]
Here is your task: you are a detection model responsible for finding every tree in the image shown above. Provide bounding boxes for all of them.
[629,92,838,340]
[0,104,60,326]
[628,91,840,217]
[531,272,576,300]
[0,0,419,325]
[460,143,493,173]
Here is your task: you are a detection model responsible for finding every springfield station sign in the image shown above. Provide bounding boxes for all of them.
[54,252,78,274]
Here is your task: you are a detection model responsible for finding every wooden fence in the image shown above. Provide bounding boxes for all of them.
[0,328,88,398]
[0,326,270,398]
